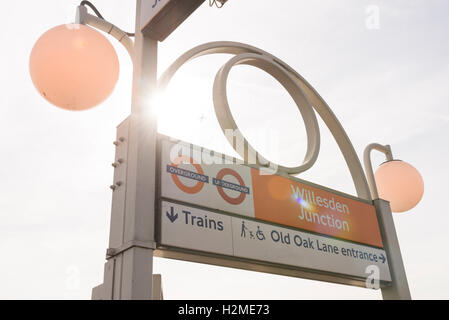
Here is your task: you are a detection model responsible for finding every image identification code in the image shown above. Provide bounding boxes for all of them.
[223,304,269,315]
[178,304,270,317]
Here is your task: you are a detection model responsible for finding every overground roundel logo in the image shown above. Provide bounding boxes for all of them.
[168,156,206,194]
[214,168,248,205]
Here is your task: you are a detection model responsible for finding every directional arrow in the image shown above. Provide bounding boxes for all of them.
[166,207,178,223]
[379,253,386,264]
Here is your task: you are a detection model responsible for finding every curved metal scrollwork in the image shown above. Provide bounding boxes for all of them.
[158,41,372,201]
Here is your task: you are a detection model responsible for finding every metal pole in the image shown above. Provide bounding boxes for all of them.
[116,0,158,300]
[374,199,411,300]
[364,144,411,300]
[95,0,158,300]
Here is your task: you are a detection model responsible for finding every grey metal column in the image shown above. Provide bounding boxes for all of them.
[119,0,158,300]
[364,144,411,299]
[374,199,411,299]
[100,0,158,300]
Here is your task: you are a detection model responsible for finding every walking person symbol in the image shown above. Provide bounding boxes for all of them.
[241,221,249,238]
[256,226,265,240]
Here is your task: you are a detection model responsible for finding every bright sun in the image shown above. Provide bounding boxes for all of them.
[150,73,213,142]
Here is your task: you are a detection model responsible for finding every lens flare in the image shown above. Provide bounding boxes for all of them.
[293,194,317,212]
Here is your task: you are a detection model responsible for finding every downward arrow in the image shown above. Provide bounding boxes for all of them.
[166,207,178,223]
[379,253,386,264]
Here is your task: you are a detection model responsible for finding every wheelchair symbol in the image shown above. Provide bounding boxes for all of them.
[256,226,265,241]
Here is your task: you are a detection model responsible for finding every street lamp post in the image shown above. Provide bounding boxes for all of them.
[31,0,161,299]
[364,143,424,299]
[29,0,212,300]
[29,0,424,300]
[98,0,159,300]
[364,144,409,299]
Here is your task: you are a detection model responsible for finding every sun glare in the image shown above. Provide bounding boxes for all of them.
[150,74,213,141]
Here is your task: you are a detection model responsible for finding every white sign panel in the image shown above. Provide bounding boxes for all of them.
[232,218,391,282]
[159,201,392,282]
[160,201,233,256]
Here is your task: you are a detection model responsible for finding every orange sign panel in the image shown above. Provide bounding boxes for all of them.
[251,169,383,248]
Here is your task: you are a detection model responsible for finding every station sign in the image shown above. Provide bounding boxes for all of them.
[160,201,391,282]
[160,138,384,248]
[157,136,391,284]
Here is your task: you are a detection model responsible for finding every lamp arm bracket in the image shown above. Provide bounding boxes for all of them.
[76,5,135,61]
[363,143,394,200]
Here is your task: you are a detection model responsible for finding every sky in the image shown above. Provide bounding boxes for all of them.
[0,0,448,299]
